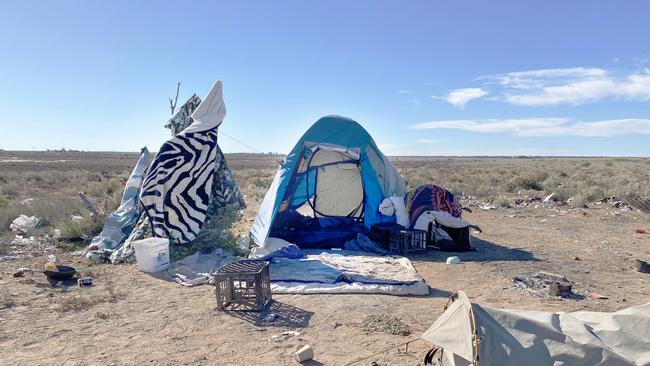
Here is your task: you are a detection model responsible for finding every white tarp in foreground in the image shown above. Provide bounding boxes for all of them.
[422,291,650,366]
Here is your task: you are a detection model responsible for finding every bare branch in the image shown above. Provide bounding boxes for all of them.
[78,191,103,219]
[169,81,181,115]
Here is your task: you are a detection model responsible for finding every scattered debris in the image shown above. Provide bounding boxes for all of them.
[11,235,36,246]
[549,282,572,297]
[271,331,301,341]
[330,321,342,329]
[10,215,40,234]
[622,193,650,213]
[263,313,277,322]
[362,314,411,336]
[543,193,557,203]
[634,259,650,274]
[591,293,609,300]
[512,271,578,299]
[20,197,34,205]
[446,256,461,265]
[293,344,314,363]
[1,255,21,261]
[479,204,496,210]
[78,277,93,287]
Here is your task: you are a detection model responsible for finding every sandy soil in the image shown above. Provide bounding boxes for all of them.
[1,204,649,365]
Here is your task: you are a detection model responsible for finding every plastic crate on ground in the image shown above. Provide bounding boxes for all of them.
[214,260,271,311]
[389,229,427,257]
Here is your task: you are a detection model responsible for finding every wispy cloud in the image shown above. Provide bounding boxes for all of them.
[442,88,487,108]
[503,69,650,106]
[411,118,650,137]
[448,66,650,106]
[479,67,607,89]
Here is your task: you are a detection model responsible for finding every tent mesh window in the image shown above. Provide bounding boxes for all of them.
[214,260,271,311]
[389,229,427,257]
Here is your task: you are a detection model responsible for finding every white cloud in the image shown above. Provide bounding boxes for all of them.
[481,67,607,89]
[443,88,487,108]
[504,69,650,106]
[451,67,650,106]
[411,117,650,137]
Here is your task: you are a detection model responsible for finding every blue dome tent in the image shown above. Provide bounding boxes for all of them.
[251,116,406,249]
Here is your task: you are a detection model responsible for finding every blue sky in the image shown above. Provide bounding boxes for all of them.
[1,1,649,156]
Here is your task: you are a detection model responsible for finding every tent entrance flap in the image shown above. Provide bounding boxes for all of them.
[309,148,364,219]
[288,146,364,220]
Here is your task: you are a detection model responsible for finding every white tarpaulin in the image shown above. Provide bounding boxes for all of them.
[422,291,650,366]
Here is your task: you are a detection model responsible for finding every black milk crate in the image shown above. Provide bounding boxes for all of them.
[214,260,271,311]
[389,229,427,256]
[370,222,405,249]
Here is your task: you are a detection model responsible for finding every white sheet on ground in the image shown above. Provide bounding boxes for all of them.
[269,249,429,295]
[272,280,429,295]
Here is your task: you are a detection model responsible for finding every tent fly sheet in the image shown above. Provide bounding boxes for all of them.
[422,291,650,366]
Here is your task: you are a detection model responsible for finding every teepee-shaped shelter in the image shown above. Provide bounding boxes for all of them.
[89,81,245,263]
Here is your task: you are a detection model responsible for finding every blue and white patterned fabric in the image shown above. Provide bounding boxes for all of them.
[141,81,227,243]
[90,148,150,249]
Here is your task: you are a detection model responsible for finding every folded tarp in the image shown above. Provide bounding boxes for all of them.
[422,291,650,366]
[90,148,150,250]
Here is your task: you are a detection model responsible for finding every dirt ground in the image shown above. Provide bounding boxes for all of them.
[1,153,649,365]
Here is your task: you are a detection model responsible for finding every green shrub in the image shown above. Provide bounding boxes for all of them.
[58,215,103,240]
[506,175,544,192]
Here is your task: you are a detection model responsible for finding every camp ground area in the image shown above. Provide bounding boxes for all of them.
[1,83,650,365]
[2,167,650,365]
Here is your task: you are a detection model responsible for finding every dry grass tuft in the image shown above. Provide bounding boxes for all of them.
[55,272,123,312]
[361,314,411,336]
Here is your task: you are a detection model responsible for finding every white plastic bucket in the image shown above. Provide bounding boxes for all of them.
[132,238,170,272]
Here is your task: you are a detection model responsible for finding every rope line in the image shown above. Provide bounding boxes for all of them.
[217,130,264,154]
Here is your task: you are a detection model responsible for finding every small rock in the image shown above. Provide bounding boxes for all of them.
[634,259,650,274]
[446,256,461,265]
[573,256,581,261]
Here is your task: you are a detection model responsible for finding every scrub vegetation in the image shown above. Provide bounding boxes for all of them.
[1,151,649,242]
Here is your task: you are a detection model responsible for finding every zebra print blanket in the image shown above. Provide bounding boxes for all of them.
[140,81,226,243]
